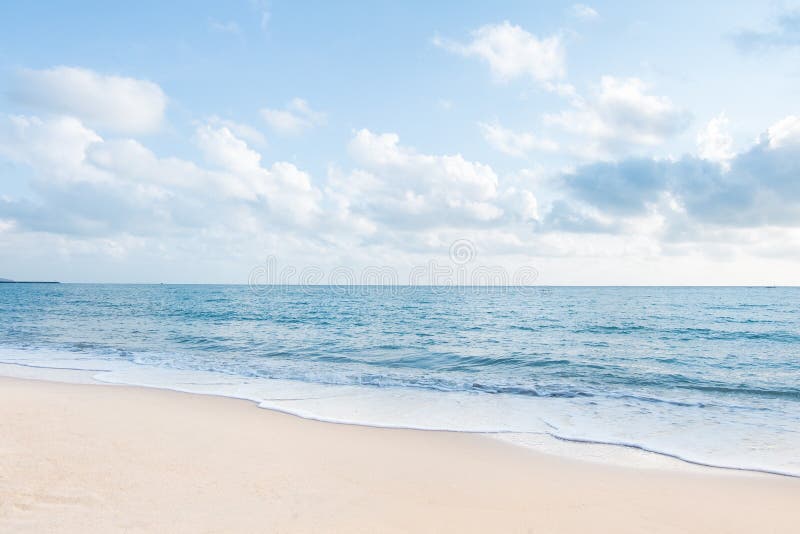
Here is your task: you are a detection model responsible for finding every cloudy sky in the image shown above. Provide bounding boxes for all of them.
[1,1,800,284]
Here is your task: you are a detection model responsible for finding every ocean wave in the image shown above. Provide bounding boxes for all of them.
[2,284,799,477]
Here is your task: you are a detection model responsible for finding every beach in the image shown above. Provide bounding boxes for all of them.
[1,377,797,533]
[3,1,800,532]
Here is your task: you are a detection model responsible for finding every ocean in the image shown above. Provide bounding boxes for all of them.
[1,284,798,476]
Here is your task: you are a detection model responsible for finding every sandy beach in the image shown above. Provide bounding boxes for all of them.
[0,377,796,533]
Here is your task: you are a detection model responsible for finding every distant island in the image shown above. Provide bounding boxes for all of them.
[0,278,59,284]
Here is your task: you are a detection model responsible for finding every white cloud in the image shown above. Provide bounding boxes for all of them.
[347,129,500,203]
[10,67,167,134]
[545,76,690,157]
[260,98,326,135]
[697,113,734,167]
[765,115,800,148]
[7,107,800,283]
[1,115,545,265]
[571,4,599,19]
[478,121,558,156]
[195,123,263,174]
[435,21,565,85]
[206,116,267,147]
[342,129,538,227]
[191,123,322,224]
[558,116,800,231]
[0,114,325,237]
[0,114,103,181]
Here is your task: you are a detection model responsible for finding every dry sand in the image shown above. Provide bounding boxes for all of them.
[0,377,797,533]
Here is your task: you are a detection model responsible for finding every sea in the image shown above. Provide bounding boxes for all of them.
[1,283,798,476]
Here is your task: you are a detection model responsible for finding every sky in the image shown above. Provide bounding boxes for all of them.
[1,1,800,284]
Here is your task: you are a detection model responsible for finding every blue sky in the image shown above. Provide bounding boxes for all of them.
[1,1,800,284]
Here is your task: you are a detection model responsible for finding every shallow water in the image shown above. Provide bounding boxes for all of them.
[1,284,798,475]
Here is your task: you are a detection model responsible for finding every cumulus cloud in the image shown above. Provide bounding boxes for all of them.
[9,67,167,134]
[206,116,267,147]
[0,113,544,266]
[560,157,672,216]
[434,21,565,85]
[545,76,690,157]
[697,113,735,167]
[344,129,508,226]
[195,124,263,174]
[0,118,171,235]
[0,115,103,181]
[0,114,324,237]
[764,115,800,148]
[571,4,599,20]
[318,129,543,256]
[478,121,558,156]
[260,98,325,135]
[5,98,800,281]
[557,115,800,229]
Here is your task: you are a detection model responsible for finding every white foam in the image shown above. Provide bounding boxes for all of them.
[0,346,797,477]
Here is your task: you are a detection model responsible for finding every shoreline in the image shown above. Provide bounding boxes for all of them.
[1,376,799,532]
[0,360,795,478]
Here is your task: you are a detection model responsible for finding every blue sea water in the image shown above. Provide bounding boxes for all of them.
[1,284,798,475]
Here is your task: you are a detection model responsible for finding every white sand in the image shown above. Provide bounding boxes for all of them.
[1,377,797,533]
